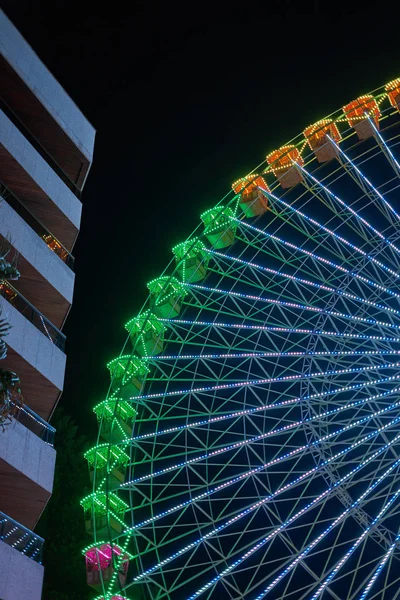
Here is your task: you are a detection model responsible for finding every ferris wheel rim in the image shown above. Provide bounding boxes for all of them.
[86,77,400,600]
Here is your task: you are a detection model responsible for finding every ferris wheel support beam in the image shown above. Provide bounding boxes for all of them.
[122,407,400,575]
[207,248,400,318]
[297,164,400,269]
[186,445,400,600]
[358,530,400,600]
[308,485,400,600]
[298,230,400,555]
[126,444,400,593]
[257,184,400,292]
[125,373,400,458]
[234,219,400,304]
[328,134,400,226]
[371,119,400,180]
[163,317,400,346]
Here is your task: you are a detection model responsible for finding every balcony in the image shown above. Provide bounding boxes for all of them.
[0,416,56,528]
[0,187,75,328]
[0,282,65,351]
[0,290,66,419]
[0,512,44,600]
[0,109,82,251]
[13,402,56,447]
[0,10,95,192]
[1,181,75,269]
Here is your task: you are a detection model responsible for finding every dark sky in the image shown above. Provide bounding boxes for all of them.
[2,0,399,438]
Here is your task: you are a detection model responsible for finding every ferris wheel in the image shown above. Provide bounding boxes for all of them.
[81,78,400,600]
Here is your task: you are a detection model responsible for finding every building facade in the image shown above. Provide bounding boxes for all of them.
[0,10,95,600]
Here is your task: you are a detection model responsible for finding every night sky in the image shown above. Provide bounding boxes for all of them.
[1,0,399,440]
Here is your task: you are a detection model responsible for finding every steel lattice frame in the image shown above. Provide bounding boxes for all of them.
[82,79,400,600]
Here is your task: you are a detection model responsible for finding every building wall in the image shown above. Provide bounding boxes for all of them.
[0,542,44,600]
[0,9,95,599]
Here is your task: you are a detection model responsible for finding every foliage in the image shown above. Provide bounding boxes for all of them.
[0,242,21,430]
[0,367,23,431]
[36,407,91,600]
[0,236,19,281]
[0,260,19,280]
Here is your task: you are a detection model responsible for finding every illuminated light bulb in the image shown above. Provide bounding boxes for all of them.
[385,78,400,111]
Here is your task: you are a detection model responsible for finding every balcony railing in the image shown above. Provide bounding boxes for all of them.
[0,281,66,351]
[0,98,81,198]
[0,511,44,563]
[0,181,75,270]
[12,402,56,446]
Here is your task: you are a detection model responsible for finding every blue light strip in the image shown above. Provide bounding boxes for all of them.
[257,186,400,284]
[124,396,400,537]
[309,486,400,600]
[130,359,400,404]
[152,349,400,363]
[133,417,400,585]
[253,474,400,600]
[185,282,399,330]
[297,162,400,256]
[124,386,400,487]
[358,532,400,600]
[364,118,400,176]
[327,134,400,220]
[163,317,400,344]
[126,373,400,447]
[208,248,400,308]
[232,218,400,297]
[187,425,400,600]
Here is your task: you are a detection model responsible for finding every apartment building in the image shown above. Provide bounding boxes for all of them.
[0,10,95,599]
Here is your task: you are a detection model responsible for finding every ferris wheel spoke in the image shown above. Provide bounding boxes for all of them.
[245,471,400,600]
[163,317,400,346]
[151,349,400,365]
[129,373,400,450]
[122,408,400,547]
[357,531,400,600]
[329,135,400,226]
[231,219,400,300]
[204,249,400,317]
[125,389,400,489]
[307,486,400,600]
[257,185,400,289]
[129,441,400,589]
[128,360,400,415]
[184,433,400,600]
[183,283,400,334]
[369,120,400,181]
[297,164,400,266]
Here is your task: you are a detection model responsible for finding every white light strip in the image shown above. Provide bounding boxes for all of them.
[187,426,400,600]
[298,162,400,256]
[357,532,400,600]
[259,184,400,282]
[328,134,400,221]
[210,248,400,309]
[125,373,400,446]
[124,380,400,485]
[163,317,400,344]
[185,282,400,330]
[232,218,400,298]
[309,486,400,600]
[131,360,400,404]
[133,422,400,584]
[152,349,400,363]
[124,401,400,536]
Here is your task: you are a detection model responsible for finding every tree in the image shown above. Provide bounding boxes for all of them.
[36,407,91,600]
